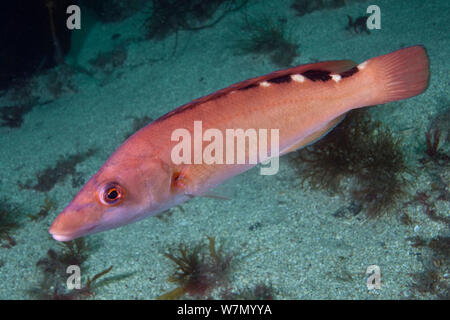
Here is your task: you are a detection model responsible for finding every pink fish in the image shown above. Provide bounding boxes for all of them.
[49,46,429,241]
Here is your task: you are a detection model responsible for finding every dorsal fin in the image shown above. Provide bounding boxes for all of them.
[242,60,357,87]
[155,60,357,123]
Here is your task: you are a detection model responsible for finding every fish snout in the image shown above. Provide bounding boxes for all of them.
[48,204,100,242]
[48,216,78,242]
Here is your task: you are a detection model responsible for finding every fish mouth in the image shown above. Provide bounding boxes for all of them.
[50,232,77,242]
[48,224,98,242]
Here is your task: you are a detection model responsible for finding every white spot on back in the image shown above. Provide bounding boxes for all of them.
[331,74,341,82]
[291,74,305,82]
[260,81,271,87]
[358,61,368,70]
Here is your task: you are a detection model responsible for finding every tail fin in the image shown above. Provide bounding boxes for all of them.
[363,46,429,105]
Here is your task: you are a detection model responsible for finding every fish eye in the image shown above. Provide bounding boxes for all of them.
[100,182,124,205]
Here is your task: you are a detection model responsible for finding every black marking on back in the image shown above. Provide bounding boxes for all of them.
[267,74,292,84]
[340,66,359,78]
[301,69,331,82]
[152,61,356,124]
[238,83,259,91]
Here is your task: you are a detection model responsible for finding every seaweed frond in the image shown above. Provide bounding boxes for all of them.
[29,239,118,300]
[351,125,408,218]
[85,265,114,290]
[0,103,35,128]
[421,105,450,166]
[426,129,441,158]
[345,15,370,34]
[30,263,114,300]
[409,235,449,299]
[27,196,56,221]
[291,0,346,17]
[164,243,203,286]
[37,238,92,276]
[18,148,97,192]
[58,238,91,266]
[421,128,450,165]
[295,110,367,191]
[144,0,248,40]
[406,191,450,226]
[159,236,233,299]
[237,15,299,67]
[293,109,408,218]
[123,115,153,140]
[0,198,22,248]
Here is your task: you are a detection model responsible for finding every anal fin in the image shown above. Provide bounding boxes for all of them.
[281,114,346,155]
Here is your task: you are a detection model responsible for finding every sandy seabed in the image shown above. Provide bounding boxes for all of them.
[0,0,448,299]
